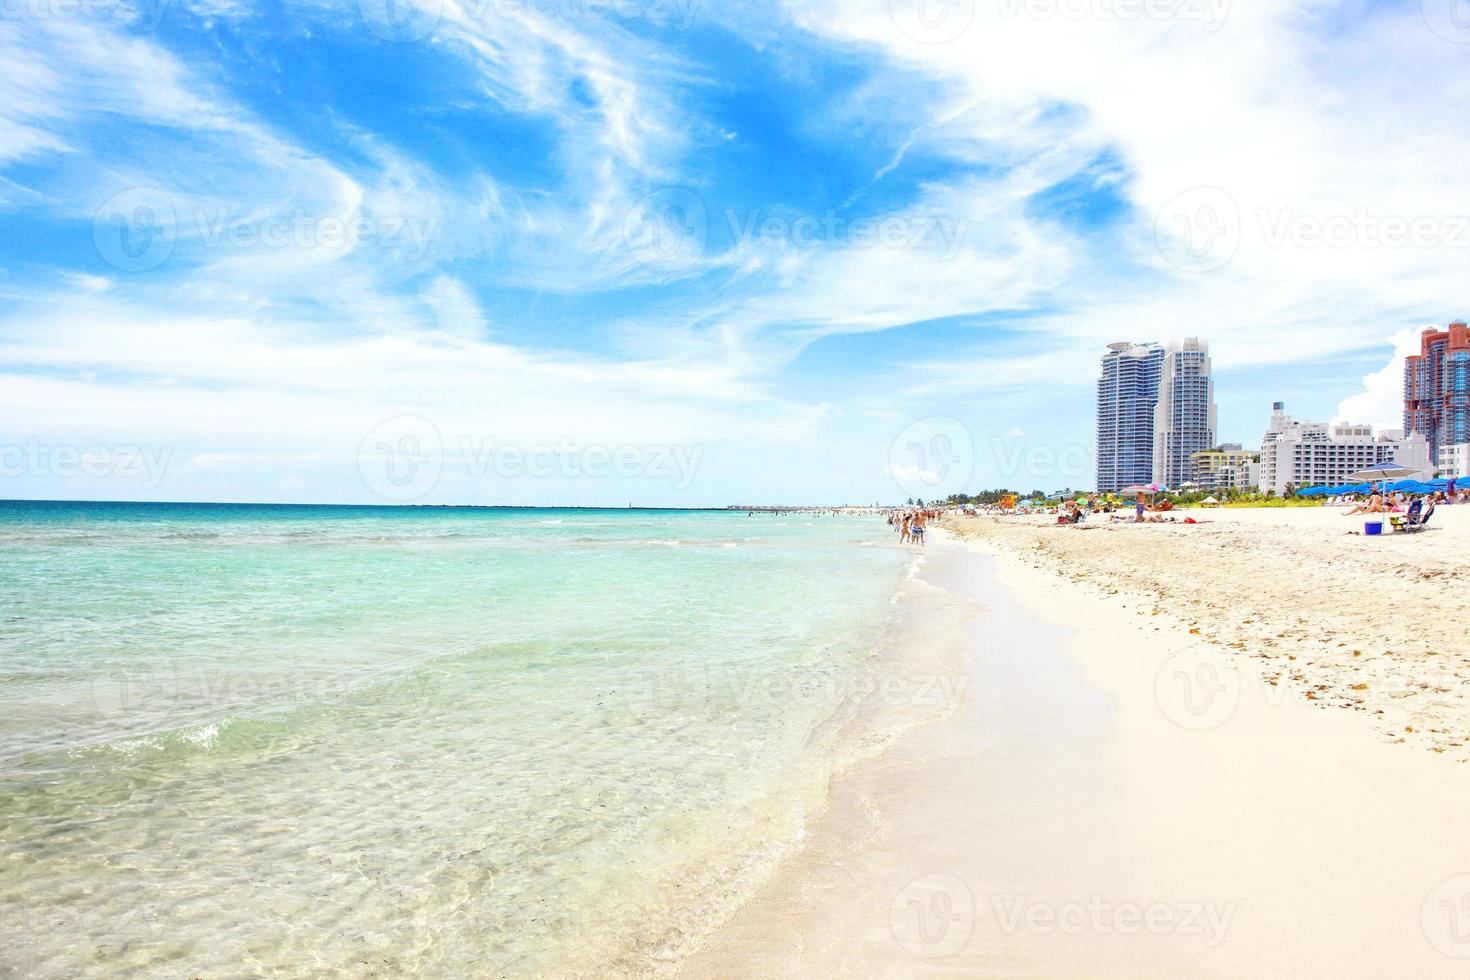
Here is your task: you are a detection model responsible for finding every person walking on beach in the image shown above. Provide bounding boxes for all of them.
[1135,493,1147,522]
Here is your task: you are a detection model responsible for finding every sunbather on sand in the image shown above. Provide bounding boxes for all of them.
[1344,491,1384,516]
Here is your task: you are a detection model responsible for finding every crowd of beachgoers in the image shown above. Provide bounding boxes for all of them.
[920,481,1466,534]
[1339,484,1462,525]
[937,494,1191,526]
[886,508,938,545]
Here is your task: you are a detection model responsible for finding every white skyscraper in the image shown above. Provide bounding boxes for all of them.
[1153,338,1217,488]
[1096,342,1165,493]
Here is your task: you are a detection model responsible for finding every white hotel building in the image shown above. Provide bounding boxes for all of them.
[1258,402,1433,495]
[1439,443,1470,480]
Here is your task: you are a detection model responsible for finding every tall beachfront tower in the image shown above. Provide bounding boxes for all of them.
[1153,338,1217,488]
[1096,342,1165,493]
[1404,320,1470,462]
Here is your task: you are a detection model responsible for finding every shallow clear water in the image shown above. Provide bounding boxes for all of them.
[0,502,911,977]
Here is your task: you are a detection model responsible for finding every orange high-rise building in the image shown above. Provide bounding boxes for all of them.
[1404,320,1470,461]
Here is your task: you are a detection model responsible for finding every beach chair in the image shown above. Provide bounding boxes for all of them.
[1390,498,1422,532]
[1403,501,1436,533]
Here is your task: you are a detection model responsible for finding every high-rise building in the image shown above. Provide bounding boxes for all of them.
[1153,338,1217,488]
[1258,402,1432,495]
[1095,338,1217,492]
[1096,341,1164,493]
[1404,320,1470,459]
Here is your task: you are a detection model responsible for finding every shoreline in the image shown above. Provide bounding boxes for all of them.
[551,535,974,978]
[676,520,1470,977]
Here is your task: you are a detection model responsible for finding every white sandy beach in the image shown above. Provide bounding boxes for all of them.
[952,505,1470,758]
[677,508,1470,978]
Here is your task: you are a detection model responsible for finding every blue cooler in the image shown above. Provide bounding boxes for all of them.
[1364,521,1383,536]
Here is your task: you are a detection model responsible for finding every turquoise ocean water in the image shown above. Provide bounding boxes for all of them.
[0,502,917,977]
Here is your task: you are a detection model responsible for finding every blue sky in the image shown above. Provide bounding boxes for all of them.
[1,0,1467,505]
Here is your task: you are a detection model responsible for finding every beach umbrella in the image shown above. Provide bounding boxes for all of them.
[1200,495,1220,505]
[1347,461,1425,483]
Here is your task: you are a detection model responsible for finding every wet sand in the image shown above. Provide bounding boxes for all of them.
[677,533,1470,978]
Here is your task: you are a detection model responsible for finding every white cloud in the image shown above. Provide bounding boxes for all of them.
[774,0,1470,374]
[6,0,1470,502]
[1335,328,1424,431]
